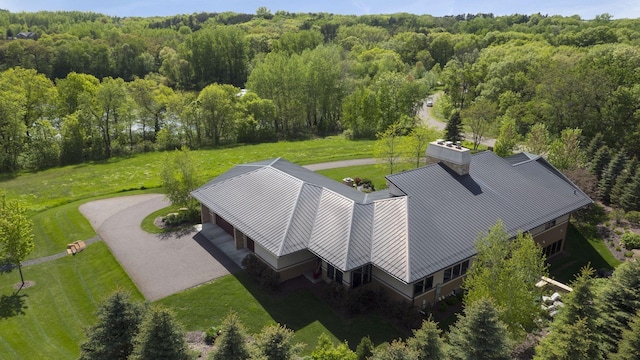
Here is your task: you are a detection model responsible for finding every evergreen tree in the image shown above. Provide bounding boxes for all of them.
[598,151,627,203]
[406,319,446,360]
[597,260,640,355]
[620,173,640,212]
[130,306,189,360]
[209,311,250,360]
[356,336,375,360]
[79,292,145,360]
[613,310,640,360]
[371,339,415,360]
[310,333,357,360]
[534,318,602,360]
[585,133,605,160]
[444,110,463,143]
[447,299,511,360]
[534,267,603,360]
[250,324,303,360]
[611,156,638,207]
[589,145,611,180]
[525,122,550,155]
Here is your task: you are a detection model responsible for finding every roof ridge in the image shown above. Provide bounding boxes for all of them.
[342,198,356,270]
[277,182,306,256]
[402,197,411,283]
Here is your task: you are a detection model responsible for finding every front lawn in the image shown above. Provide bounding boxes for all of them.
[0,242,142,360]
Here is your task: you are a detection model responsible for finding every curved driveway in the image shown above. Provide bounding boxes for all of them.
[79,194,238,301]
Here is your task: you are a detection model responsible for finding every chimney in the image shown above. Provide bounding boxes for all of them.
[425,140,471,175]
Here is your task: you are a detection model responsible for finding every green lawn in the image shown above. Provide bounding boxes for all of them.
[0,242,142,360]
[2,136,375,212]
[0,136,620,359]
[548,222,621,283]
[159,274,404,355]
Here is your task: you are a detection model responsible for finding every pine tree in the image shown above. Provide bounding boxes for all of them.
[250,324,303,360]
[597,260,640,355]
[534,267,603,360]
[356,336,374,360]
[406,319,446,360]
[371,339,415,360]
[534,318,602,360]
[444,110,463,143]
[310,333,357,360]
[589,145,611,180]
[611,156,638,207]
[525,122,550,155]
[79,291,145,360]
[209,311,250,360]
[130,306,189,360]
[620,169,640,211]
[585,132,605,159]
[598,151,627,203]
[447,299,511,360]
[613,310,640,360]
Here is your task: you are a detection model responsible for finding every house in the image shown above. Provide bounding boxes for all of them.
[191,141,592,308]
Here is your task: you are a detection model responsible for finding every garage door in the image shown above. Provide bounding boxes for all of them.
[215,214,234,236]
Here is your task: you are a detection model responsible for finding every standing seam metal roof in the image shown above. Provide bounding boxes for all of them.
[192,153,592,285]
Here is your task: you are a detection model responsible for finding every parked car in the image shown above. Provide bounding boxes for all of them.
[426,98,434,107]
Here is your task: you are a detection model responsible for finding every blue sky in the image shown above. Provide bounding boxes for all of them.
[2,0,639,20]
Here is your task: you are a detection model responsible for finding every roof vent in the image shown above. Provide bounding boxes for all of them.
[445,141,453,147]
[436,139,445,145]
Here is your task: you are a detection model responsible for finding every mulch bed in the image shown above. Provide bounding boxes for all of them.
[13,280,35,290]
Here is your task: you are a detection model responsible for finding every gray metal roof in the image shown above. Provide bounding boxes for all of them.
[386,151,592,282]
[192,153,592,285]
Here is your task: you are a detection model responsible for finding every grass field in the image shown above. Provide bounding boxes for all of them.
[0,242,142,359]
[0,135,622,359]
[0,137,393,359]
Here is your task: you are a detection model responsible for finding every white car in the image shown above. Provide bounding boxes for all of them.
[426,98,434,107]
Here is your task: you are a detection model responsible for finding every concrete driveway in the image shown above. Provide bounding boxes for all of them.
[79,194,239,301]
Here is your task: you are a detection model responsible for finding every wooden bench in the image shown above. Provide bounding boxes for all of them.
[66,241,87,255]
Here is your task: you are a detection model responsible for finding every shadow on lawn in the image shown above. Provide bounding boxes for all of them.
[548,222,616,284]
[233,272,405,348]
[0,292,28,319]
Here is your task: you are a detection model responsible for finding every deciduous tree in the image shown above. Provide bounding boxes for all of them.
[0,195,34,287]
[160,146,199,210]
[374,122,404,174]
[463,220,548,340]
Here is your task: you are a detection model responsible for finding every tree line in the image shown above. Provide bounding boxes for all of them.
[3,9,640,175]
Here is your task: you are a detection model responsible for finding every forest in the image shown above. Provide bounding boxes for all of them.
[1,9,640,177]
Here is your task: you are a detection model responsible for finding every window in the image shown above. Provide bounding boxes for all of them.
[544,240,563,258]
[327,263,343,285]
[352,264,372,289]
[443,260,470,283]
[545,219,557,230]
[413,276,434,296]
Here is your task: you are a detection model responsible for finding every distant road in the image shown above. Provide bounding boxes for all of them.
[418,92,496,148]
[303,158,377,171]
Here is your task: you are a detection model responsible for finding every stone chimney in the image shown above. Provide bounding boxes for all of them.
[425,140,471,175]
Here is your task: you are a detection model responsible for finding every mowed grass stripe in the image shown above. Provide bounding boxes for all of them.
[0,242,141,360]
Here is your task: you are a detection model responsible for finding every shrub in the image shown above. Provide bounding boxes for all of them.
[624,251,634,258]
[342,129,355,140]
[162,208,200,227]
[615,229,624,236]
[610,208,626,225]
[621,232,640,250]
[241,254,280,290]
[616,245,622,251]
[626,211,640,226]
[205,326,220,345]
